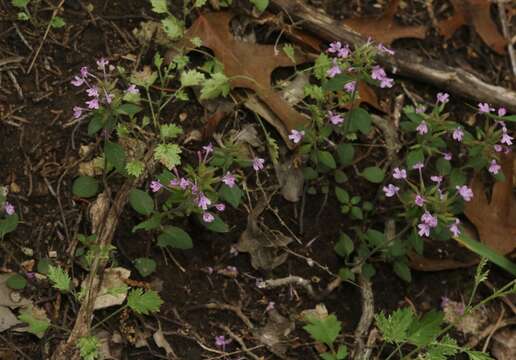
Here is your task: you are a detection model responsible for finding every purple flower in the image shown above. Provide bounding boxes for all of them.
[441,296,450,309]
[436,92,450,104]
[96,58,109,71]
[377,43,395,55]
[86,98,99,110]
[105,93,114,104]
[449,218,461,237]
[498,107,507,117]
[415,105,426,114]
[414,195,425,207]
[4,202,15,216]
[488,159,501,175]
[456,185,473,202]
[86,86,99,98]
[288,129,305,144]
[382,184,399,197]
[478,102,492,113]
[501,132,513,146]
[79,66,89,78]
[412,162,424,170]
[222,172,236,188]
[179,178,190,190]
[443,152,452,161]
[418,223,430,237]
[338,45,351,58]
[371,66,386,81]
[416,121,428,135]
[215,203,225,212]
[328,111,344,125]
[494,144,503,152]
[430,175,443,184]
[265,301,275,312]
[150,180,162,193]
[202,212,215,223]
[327,41,343,54]
[421,211,438,227]
[71,76,84,87]
[73,106,83,118]
[344,81,356,93]
[203,143,214,155]
[197,193,212,210]
[126,84,140,94]
[327,60,342,78]
[393,167,407,180]
[253,158,265,171]
[452,127,464,142]
[380,77,394,88]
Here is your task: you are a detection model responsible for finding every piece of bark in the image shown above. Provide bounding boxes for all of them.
[270,0,516,112]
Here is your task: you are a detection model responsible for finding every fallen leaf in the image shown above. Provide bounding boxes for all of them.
[254,309,295,357]
[437,0,507,54]
[343,0,427,45]
[175,11,310,141]
[81,267,131,310]
[464,153,516,255]
[153,328,174,355]
[0,306,21,332]
[0,274,31,309]
[275,158,304,202]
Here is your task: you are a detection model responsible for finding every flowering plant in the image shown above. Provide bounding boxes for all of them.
[0,186,18,239]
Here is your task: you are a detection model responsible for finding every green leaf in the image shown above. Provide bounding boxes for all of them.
[127,288,163,315]
[350,206,363,219]
[407,310,443,347]
[17,11,29,20]
[466,350,494,360]
[362,263,376,279]
[318,150,336,169]
[132,214,161,232]
[116,103,142,118]
[200,72,230,100]
[105,141,126,173]
[436,157,451,175]
[48,265,71,292]
[282,44,295,63]
[425,335,459,360]
[348,108,372,135]
[304,84,325,102]
[337,143,354,166]
[6,273,27,290]
[77,336,101,360]
[322,73,352,92]
[365,229,385,247]
[154,143,182,169]
[50,16,65,28]
[202,214,229,233]
[334,187,349,204]
[160,124,183,140]
[157,226,193,250]
[18,307,50,338]
[194,0,207,7]
[360,166,385,183]
[0,213,18,238]
[449,168,466,188]
[303,314,341,346]
[219,184,242,208]
[37,258,50,274]
[12,0,30,8]
[335,233,354,257]
[129,189,154,215]
[314,53,331,80]
[126,160,144,177]
[250,0,268,11]
[180,69,205,87]
[375,307,414,344]
[334,170,348,184]
[133,258,157,277]
[338,267,355,281]
[303,167,318,180]
[161,16,184,40]
[87,114,104,136]
[336,345,348,360]
[406,148,424,169]
[72,176,99,198]
[150,0,168,13]
[393,261,412,282]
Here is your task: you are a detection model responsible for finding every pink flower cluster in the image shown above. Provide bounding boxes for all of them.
[2,201,15,216]
[371,65,394,88]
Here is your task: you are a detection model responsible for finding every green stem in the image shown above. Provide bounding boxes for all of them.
[91,305,127,331]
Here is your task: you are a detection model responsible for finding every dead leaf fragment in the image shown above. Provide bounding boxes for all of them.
[0,274,31,309]
[255,309,295,357]
[0,306,21,332]
[153,328,175,356]
[437,0,507,54]
[81,267,131,310]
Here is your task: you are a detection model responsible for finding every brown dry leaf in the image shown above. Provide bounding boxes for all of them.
[343,0,427,45]
[180,11,309,139]
[437,0,507,54]
[464,153,516,255]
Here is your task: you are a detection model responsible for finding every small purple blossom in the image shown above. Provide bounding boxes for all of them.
[380,77,394,88]
[415,105,426,114]
[377,43,395,55]
[456,185,473,202]
[328,111,344,125]
[327,60,342,78]
[344,81,356,93]
[150,180,162,193]
[498,107,507,117]
[412,162,424,170]
[418,223,430,237]
[501,132,513,146]
[253,158,265,171]
[86,87,99,98]
[430,175,443,184]
[221,172,236,188]
[449,218,461,237]
[452,127,464,142]
[327,41,342,54]
[393,167,407,180]
[4,202,15,216]
[96,58,109,71]
[414,195,425,207]
[443,152,453,161]
[494,144,503,152]
[214,335,231,350]
[215,203,226,212]
[203,143,214,156]
[203,212,215,223]
[488,159,501,175]
[73,106,83,118]
[338,45,351,58]
[371,66,386,81]
[179,177,191,190]
[441,296,450,309]
[421,211,438,227]
[197,193,212,210]
[416,121,428,135]
[71,76,85,87]
[436,92,449,104]
[382,184,399,197]
[288,129,305,144]
[126,84,140,94]
[86,98,99,109]
[478,102,492,113]
[79,66,89,78]
[104,93,114,104]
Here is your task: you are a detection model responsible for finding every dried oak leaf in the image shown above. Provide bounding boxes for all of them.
[437,0,507,54]
[343,0,427,45]
[179,11,309,140]
[464,153,516,255]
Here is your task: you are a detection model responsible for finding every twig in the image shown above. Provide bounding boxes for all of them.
[497,0,516,77]
[217,325,262,360]
[197,303,255,329]
[258,275,316,299]
[352,274,374,360]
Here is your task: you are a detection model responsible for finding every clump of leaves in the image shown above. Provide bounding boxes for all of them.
[303,314,348,360]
